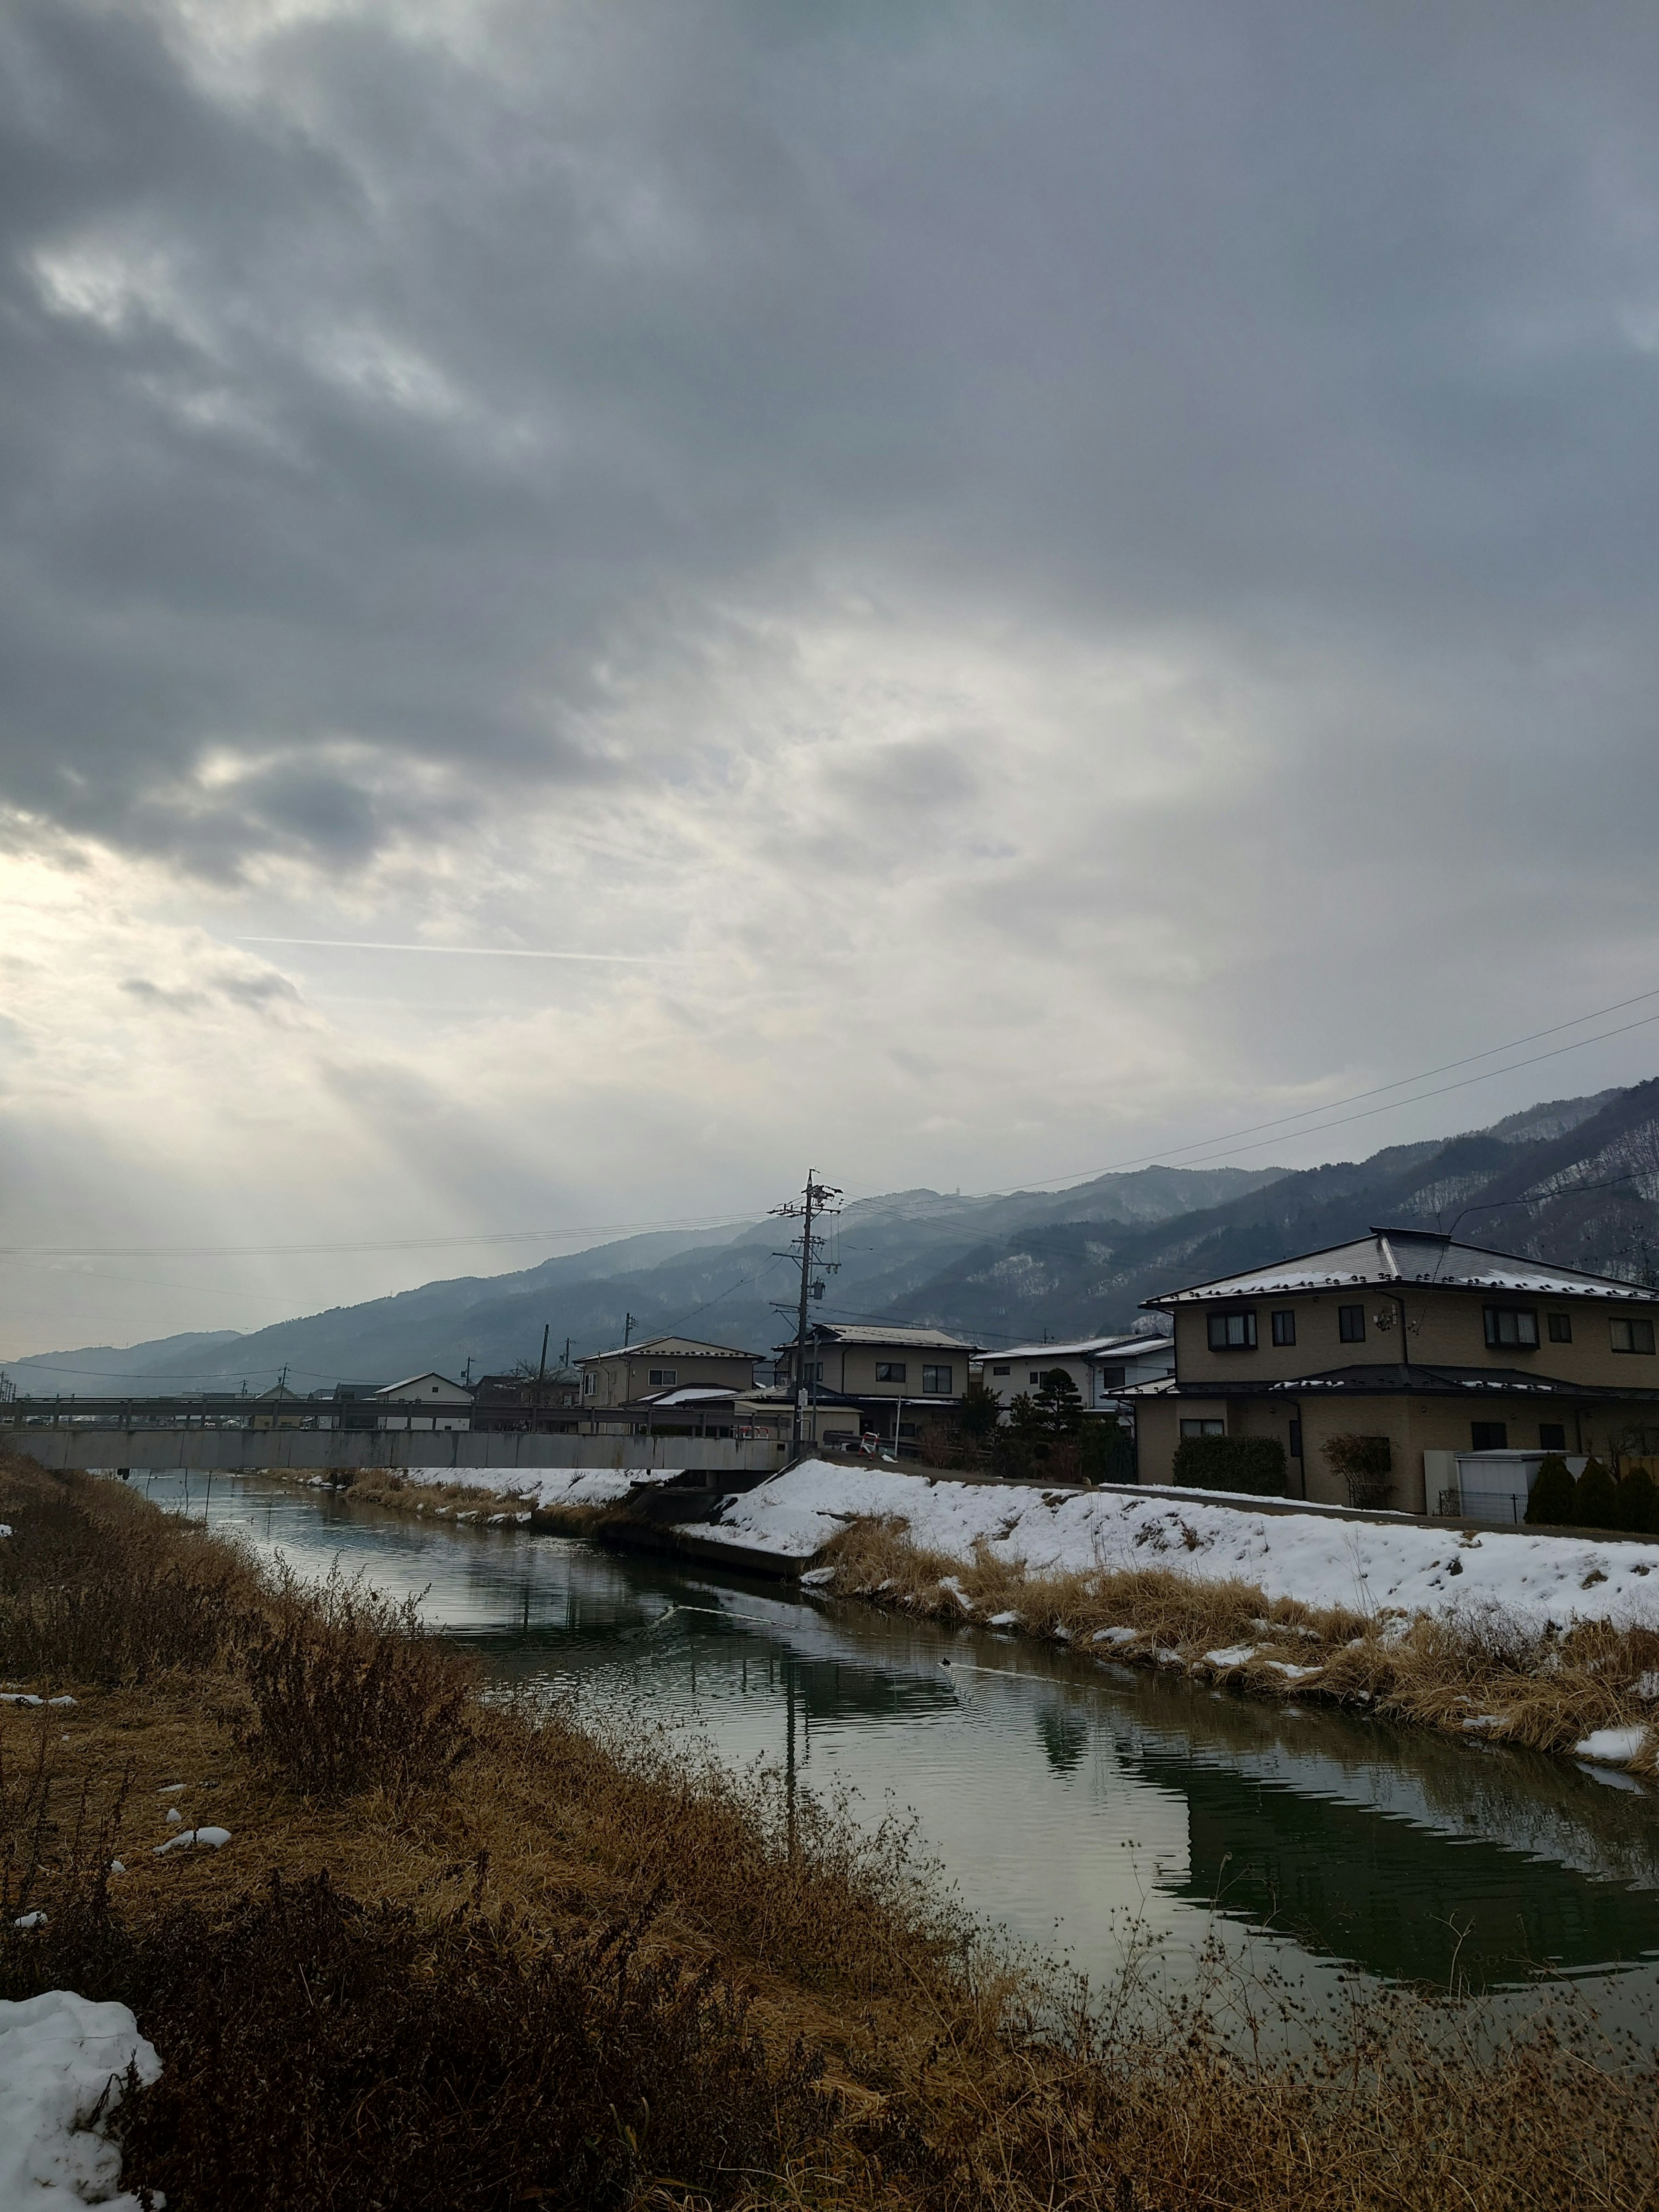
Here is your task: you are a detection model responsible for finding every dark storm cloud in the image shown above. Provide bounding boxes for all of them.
[2,0,1659,872]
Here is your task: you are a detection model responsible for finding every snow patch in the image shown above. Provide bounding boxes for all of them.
[1573,1727,1648,1767]
[153,1826,231,1856]
[1204,1646,1257,1670]
[0,1989,160,2212]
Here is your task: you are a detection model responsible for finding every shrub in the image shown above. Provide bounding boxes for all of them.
[3,1874,820,2212]
[1573,1457,1620,1530]
[238,1571,477,1800]
[1616,1465,1659,1535]
[1525,1454,1576,1526]
[1171,1434,1286,1496]
[1081,1417,1134,1485]
[1323,1433,1395,1510]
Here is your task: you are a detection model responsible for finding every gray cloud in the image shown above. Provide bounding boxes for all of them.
[2,0,1651,877]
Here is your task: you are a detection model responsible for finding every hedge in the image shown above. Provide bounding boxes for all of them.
[1170,1433,1286,1497]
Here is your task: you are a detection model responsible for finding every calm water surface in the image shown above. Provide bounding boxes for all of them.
[140,1468,1659,2022]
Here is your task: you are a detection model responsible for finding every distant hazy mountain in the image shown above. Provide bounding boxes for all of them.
[10,1084,1656,1392]
[2,1163,1278,1393]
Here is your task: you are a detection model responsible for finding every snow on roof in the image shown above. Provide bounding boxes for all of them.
[375,1372,473,1397]
[1146,1227,1656,1307]
[988,1333,1174,1363]
[585,1335,754,1362]
[642,1385,737,1407]
[788,1324,975,1350]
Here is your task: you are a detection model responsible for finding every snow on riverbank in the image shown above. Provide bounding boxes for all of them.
[702,1463,1659,1634]
[315,1464,688,1514]
[0,1990,159,2212]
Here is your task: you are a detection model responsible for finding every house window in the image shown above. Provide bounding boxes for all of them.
[583,1373,594,1395]
[1271,1310,1297,1347]
[1539,1423,1567,1451]
[922,1364,953,1393]
[648,1368,677,1386]
[1547,1313,1573,1344]
[1181,1417,1224,1438]
[1207,1310,1257,1351]
[1288,1418,1303,1460]
[1029,1370,1044,1384]
[796,1362,823,1383]
[1611,1317,1657,1355]
[991,1364,1010,1376]
[1096,1365,1126,1389]
[1338,1305,1366,1344]
[1483,1307,1538,1350]
[1471,1421,1508,1451]
[875,1361,906,1383]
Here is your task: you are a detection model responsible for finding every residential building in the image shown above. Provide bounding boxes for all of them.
[374,1372,474,1433]
[775,1323,977,1450]
[1130,1227,1659,1514]
[470,1369,582,1432]
[309,1382,388,1433]
[977,1332,1176,1417]
[579,1336,758,1416]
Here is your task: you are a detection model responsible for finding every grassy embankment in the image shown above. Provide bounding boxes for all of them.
[814,1513,1659,1775]
[7,1454,1655,2209]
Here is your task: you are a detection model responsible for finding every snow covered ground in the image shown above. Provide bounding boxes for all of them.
[0,1990,159,2212]
[701,1463,1659,1634]
[318,1464,687,1514]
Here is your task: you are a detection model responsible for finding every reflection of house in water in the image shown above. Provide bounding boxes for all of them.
[1121,1742,1659,1989]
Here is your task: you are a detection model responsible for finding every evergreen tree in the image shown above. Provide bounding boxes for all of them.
[1573,1456,1620,1529]
[1525,1454,1575,1526]
[1616,1464,1659,1535]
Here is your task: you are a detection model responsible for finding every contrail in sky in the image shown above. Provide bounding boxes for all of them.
[233,936,675,963]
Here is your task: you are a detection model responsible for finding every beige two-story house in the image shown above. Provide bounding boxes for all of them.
[579,1335,758,1423]
[776,1323,976,1450]
[1131,1227,1659,1513]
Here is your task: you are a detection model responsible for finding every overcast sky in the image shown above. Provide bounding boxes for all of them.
[4,0,1659,1356]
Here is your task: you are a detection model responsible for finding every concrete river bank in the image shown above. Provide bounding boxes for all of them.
[139,1467,1659,2034]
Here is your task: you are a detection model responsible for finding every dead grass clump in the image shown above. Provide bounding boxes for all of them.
[3,1869,823,2212]
[0,1465,257,1687]
[239,1568,479,1800]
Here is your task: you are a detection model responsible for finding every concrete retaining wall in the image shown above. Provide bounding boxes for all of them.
[9,1428,785,1478]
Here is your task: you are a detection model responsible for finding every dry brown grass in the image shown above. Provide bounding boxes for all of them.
[4,1454,1659,2210]
[820,1514,1659,1775]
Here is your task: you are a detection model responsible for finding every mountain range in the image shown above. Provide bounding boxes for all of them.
[9,1080,1659,1395]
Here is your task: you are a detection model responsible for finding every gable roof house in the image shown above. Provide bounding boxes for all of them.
[1131,1227,1659,1514]
[976,1332,1175,1418]
[775,1323,977,1451]
[374,1372,474,1433]
[579,1336,758,1423]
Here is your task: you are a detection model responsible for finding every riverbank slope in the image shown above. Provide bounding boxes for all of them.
[11,1455,1649,2207]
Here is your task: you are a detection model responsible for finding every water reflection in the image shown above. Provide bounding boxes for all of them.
[137,1469,1659,2003]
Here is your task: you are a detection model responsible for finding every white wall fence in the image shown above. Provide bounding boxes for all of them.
[11,1427,785,1478]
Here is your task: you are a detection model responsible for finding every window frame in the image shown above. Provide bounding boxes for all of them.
[648,1367,677,1387]
[1611,1317,1657,1355]
[1470,1421,1509,1451]
[990,1364,1010,1377]
[1538,1423,1567,1452]
[1338,1304,1367,1344]
[1180,1417,1225,1438]
[921,1363,953,1394]
[1547,1313,1573,1344]
[1270,1309,1297,1347]
[1483,1306,1539,1351]
[874,1360,906,1383]
[1206,1309,1258,1352]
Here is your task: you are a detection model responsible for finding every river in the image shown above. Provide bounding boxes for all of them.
[139,1467,1659,2027]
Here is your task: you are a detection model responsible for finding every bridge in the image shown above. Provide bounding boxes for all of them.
[0,1395,783,1478]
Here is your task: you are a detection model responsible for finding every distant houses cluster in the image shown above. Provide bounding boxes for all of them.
[262,1223,1659,1520]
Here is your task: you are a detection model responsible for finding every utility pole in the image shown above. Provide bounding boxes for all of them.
[534,1323,549,1427]
[623,1312,635,1347]
[772,1168,842,1457]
